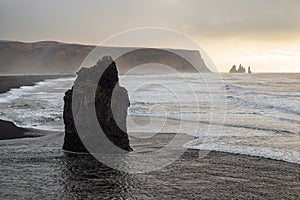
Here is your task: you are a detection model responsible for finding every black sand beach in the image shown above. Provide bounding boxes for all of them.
[0,75,67,94]
[0,119,31,140]
[0,131,299,199]
[0,75,71,140]
[0,76,299,199]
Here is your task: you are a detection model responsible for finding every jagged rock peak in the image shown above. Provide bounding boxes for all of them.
[63,56,132,153]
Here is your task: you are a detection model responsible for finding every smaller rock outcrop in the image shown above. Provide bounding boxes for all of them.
[63,56,132,153]
[237,64,246,73]
[248,66,252,74]
[230,65,238,73]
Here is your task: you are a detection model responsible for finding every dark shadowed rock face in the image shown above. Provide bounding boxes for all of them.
[63,56,132,153]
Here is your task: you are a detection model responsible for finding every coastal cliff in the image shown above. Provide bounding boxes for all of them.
[63,56,132,153]
[0,41,211,74]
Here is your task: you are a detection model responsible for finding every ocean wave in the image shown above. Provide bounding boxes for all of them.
[0,74,299,165]
[227,95,300,116]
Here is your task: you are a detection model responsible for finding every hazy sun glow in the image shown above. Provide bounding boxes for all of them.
[198,35,300,72]
[1,0,300,72]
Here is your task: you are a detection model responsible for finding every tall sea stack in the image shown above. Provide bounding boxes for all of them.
[63,56,132,153]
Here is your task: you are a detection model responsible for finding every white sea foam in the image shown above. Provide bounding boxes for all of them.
[0,77,75,131]
[0,73,299,164]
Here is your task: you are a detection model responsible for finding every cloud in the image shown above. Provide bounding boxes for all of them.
[0,0,300,43]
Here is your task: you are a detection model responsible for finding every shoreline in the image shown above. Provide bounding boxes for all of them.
[0,75,299,168]
[1,132,299,199]
[0,74,73,94]
[0,119,36,140]
[0,75,70,140]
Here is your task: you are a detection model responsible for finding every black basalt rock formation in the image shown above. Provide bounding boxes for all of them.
[229,65,238,73]
[248,66,252,74]
[230,64,247,73]
[63,56,132,153]
[237,64,246,73]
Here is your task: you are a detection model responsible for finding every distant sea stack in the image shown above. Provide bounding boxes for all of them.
[0,40,211,74]
[63,56,132,153]
[230,64,252,74]
[248,66,252,74]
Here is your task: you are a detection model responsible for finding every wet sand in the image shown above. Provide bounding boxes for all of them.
[0,132,299,199]
[0,119,36,140]
[129,133,300,199]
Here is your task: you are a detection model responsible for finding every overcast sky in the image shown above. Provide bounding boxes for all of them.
[1,0,300,72]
